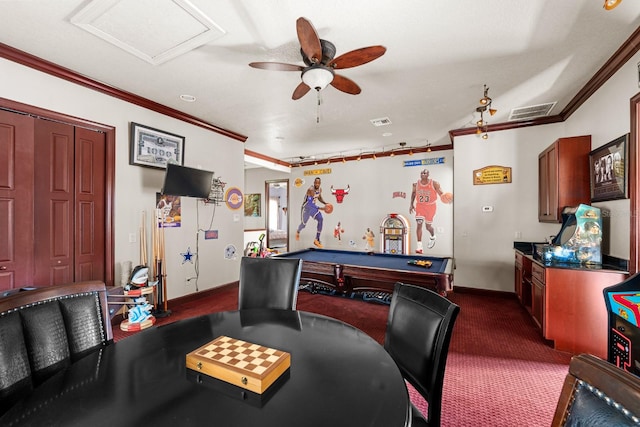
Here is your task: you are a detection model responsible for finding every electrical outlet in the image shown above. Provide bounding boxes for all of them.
[128,233,136,243]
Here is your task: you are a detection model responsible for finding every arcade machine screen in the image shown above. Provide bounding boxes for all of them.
[542,204,602,264]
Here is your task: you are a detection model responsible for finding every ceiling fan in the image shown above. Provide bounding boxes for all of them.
[249,17,386,100]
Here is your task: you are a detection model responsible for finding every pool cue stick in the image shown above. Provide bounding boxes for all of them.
[140,210,147,266]
[151,209,159,309]
[160,210,169,313]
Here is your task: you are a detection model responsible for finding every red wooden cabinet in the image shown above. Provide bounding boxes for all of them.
[541,265,626,358]
[538,136,591,223]
[514,250,627,358]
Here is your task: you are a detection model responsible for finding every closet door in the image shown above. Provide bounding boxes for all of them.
[74,127,105,281]
[33,120,106,286]
[34,119,75,285]
[0,110,35,290]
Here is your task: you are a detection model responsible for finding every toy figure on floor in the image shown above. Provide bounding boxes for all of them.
[409,169,453,253]
[296,177,328,248]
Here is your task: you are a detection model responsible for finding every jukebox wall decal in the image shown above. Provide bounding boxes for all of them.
[379,214,410,254]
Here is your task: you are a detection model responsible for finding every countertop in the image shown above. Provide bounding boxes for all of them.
[514,241,628,273]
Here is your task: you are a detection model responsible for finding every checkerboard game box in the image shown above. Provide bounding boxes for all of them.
[186,335,291,394]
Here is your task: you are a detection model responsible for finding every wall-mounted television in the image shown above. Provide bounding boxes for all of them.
[161,163,213,199]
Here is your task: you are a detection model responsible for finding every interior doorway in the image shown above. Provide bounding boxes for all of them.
[265,179,289,252]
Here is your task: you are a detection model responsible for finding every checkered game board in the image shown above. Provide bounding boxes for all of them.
[194,336,286,377]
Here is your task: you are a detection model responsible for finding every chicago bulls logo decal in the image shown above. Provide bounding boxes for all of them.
[330,185,350,203]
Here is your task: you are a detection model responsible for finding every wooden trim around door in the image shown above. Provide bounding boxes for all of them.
[0,97,115,287]
[630,92,640,275]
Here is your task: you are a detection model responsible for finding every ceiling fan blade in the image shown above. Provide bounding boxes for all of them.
[249,62,304,72]
[292,82,312,100]
[296,17,322,63]
[330,74,361,95]
[330,46,387,69]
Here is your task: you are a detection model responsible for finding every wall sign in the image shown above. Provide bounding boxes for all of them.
[473,165,512,185]
[403,157,446,167]
[303,168,332,176]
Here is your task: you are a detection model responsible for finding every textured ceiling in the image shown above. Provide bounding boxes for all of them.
[1,0,639,166]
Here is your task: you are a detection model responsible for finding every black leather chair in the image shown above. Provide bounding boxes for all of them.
[238,256,303,310]
[384,282,460,427]
[551,353,640,426]
[0,281,112,415]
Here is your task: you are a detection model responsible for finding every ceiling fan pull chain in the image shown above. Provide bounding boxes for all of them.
[316,91,322,123]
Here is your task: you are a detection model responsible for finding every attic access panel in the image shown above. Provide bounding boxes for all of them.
[71,0,226,65]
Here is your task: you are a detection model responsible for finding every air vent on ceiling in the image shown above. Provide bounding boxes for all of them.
[509,102,557,121]
[370,117,392,127]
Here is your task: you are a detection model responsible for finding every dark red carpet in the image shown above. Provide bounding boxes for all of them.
[113,285,571,426]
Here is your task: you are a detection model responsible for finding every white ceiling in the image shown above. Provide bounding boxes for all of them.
[1,1,640,166]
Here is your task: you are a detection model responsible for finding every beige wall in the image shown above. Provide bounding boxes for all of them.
[452,49,640,291]
[3,43,638,297]
[0,57,245,299]
[245,51,640,293]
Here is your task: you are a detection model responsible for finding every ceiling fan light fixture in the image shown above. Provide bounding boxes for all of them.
[603,0,622,9]
[302,65,335,91]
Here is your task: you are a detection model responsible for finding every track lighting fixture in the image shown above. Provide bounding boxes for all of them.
[475,84,496,139]
[290,141,433,167]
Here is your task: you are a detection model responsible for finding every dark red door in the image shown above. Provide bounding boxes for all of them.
[33,119,75,285]
[0,110,35,290]
[74,126,106,281]
[33,120,106,286]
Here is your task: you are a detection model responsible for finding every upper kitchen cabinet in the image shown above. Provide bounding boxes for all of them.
[538,136,591,223]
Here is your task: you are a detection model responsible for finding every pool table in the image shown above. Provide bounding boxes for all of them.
[274,248,453,297]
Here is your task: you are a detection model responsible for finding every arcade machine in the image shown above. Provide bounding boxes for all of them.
[537,204,602,264]
[379,213,410,254]
[604,274,640,376]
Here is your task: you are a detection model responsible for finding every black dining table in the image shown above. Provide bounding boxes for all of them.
[1,309,410,427]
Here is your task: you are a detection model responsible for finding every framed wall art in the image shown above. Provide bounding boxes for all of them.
[244,193,261,217]
[589,133,629,202]
[130,122,185,169]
